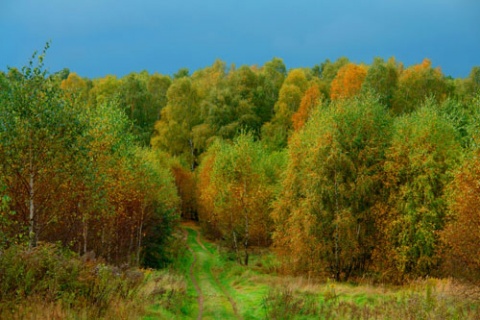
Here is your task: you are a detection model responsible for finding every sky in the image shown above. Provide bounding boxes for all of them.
[0,0,479,79]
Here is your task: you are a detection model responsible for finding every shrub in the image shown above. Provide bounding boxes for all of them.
[0,243,145,317]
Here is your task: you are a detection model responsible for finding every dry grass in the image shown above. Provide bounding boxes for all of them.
[2,296,146,320]
[2,268,191,320]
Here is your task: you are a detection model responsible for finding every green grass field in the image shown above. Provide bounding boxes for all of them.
[144,224,480,319]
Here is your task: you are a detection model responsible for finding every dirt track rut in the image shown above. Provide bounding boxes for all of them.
[183,225,241,319]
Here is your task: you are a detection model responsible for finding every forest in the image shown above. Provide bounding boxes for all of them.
[1,45,480,318]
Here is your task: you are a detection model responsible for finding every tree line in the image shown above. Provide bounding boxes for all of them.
[154,55,479,283]
[1,46,480,282]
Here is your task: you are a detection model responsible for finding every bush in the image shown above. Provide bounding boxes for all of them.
[0,243,145,317]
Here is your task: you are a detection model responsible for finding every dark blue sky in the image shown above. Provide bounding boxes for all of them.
[1,0,479,78]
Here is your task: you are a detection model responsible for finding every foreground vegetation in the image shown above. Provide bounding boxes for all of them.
[0,222,478,319]
[0,243,146,319]
[147,224,480,319]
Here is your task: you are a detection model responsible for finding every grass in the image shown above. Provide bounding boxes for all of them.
[258,277,480,319]
[142,268,194,320]
[186,227,237,318]
[147,225,480,319]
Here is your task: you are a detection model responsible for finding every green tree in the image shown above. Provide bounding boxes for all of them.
[456,66,480,103]
[0,46,84,248]
[262,68,310,149]
[173,68,190,79]
[382,103,461,278]
[204,65,262,139]
[129,148,179,267]
[361,57,399,108]
[256,58,286,123]
[147,73,172,117]
[151,77,202,170]
[118,73,156,145]
[392,59,451,114]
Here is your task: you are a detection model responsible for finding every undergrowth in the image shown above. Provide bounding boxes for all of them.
[0,243,146,319]
[6,227,477,319]
[261,279,480,320]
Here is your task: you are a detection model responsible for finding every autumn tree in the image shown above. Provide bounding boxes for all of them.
[197,134,285,264]
[196,149,221,238]
[392,59,451,114]
[438,95,480,281]
[273,96,392,279]
[0,48,181,267]
[313,57,350,98]
[330,63,368,101]
[292,84,322,131]
[441,151,480,282]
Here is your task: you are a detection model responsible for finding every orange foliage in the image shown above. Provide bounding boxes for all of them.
[399,58,443,83]
[392,58,447,114]
[292,85,321,131]
[330,63,367,101]
[196,152,222,238]
[442,156,480,282]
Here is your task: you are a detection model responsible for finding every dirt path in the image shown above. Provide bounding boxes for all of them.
[182,224,241,319]
[183,228,204,320]
[194,228,242,319]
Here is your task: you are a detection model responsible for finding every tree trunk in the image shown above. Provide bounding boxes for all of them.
[243,179,249,266]
[83,217,88,255]
[136,204,145,266]
[333,163,340,281]
[28,141,36,249]
[232,230,241,264]
[243,241,249,266]
[79,201,88,255]
[188,138,195,172]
